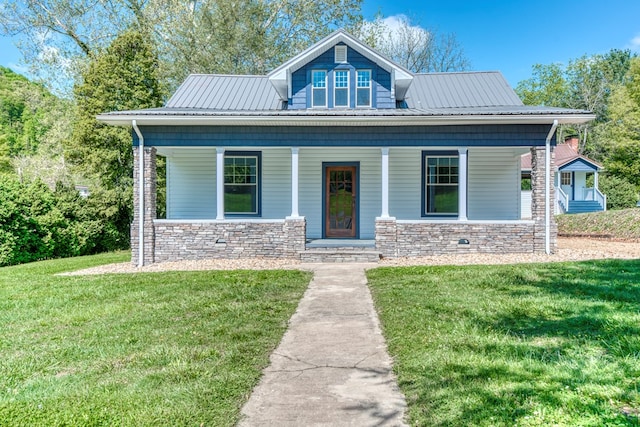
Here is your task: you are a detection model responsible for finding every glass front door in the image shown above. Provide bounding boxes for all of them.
[325,166,357,238]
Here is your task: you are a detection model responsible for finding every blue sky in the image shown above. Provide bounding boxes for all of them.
[1,0,639,88]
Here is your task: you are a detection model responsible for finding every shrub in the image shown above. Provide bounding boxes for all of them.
[596,174,639,210]
[0,176,129,266]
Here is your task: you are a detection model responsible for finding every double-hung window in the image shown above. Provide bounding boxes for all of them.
[334,70,349,107]
[560,172,572,186]
[224,152,261,216]
[422,152,459,216]
[356,70,371,107]
[312,70,327,107]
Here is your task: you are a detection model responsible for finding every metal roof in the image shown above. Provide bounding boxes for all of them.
[521,143,602,170]
[405,72,523,109]
[166,74,283,110]
[99,67,595,126]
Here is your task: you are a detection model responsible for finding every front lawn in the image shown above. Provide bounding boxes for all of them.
[0,253,311,426]
[368,260,640,426]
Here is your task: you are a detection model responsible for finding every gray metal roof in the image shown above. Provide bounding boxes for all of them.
[405,71,523,109]
[166,74,283,110]
[163,71,524,112]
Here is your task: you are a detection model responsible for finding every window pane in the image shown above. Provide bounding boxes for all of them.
[313,88,326,107]
[356,88,370,107]
[335,70,348,87]
[335,88,348,106]
[312,71,326,88]
[426,185,459,214]
[357,70,370,87]
[225,185,257,214]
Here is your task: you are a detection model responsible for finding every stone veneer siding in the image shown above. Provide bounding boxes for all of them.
[376,220,535,258]
[153,218,306,262]
[131,146,157,266]
[530,146,557,253]
[374,145,556,258]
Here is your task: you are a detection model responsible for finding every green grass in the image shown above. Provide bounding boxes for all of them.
[0,253,311,426]
[368,260,640,426]
[557,208,640,240]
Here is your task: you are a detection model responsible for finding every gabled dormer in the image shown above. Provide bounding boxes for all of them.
[268,30,414,110]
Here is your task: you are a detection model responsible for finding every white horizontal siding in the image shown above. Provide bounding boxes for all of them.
[299,148,381,239]
[262,149,292,218]
[389,148,422,219]
[165,148,292,220]
[166,149,216,219]
[468,148,520,220]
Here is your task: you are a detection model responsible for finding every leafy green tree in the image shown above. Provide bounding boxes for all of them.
[599,58,640,188]
[0,66,71,175]
[516,50,637,156]
[1,0,364,93]
[68,29,165,247]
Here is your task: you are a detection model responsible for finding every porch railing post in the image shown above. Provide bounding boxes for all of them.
[381,147,390,218]
[216,147,225,220]
[290,147,300,218]
[458,147,468,221]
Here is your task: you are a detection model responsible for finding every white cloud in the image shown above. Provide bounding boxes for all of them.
[629,34,640,52]
[363,14,430,45]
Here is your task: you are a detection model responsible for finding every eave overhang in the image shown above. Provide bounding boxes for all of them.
[97,113,596,127]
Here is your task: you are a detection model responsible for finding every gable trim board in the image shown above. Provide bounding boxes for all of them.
[100,30,595,264]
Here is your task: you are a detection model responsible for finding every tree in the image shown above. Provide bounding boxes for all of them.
[0,0,364,93]
[516,49,637,156]
[68,28,165,246]
[357,14,469,73]
[599,58,640,188]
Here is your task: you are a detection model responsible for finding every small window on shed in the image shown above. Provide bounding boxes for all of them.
[335,45,347,63]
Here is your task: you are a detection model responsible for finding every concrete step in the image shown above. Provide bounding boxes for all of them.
[300,248,381,263]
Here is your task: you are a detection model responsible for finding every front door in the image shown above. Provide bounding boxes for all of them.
[325,165,357,238]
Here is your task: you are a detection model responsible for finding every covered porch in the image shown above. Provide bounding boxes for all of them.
[132,142,557,265]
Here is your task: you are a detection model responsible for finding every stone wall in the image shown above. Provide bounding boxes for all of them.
[376,218,535,258]
[530,146,557,253]
[131,146,157,266]
[153,218,306,262]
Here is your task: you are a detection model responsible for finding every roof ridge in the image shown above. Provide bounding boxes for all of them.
[413,70,502,76]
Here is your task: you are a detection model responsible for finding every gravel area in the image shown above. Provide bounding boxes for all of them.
[61,237,639,276]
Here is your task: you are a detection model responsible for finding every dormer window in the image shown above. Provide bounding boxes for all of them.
[312,70,327,107]
[335,45,347,63]
[356,70,371,107]
[334,70,349,107]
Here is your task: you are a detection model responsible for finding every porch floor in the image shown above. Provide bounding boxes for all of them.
[305,239,376,249]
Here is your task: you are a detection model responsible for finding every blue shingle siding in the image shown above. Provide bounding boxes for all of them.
[289,45,393,110]
[134,124,556,148]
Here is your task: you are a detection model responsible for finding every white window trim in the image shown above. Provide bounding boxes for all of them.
[356,69,372,108]
[334,69,350,108]
[311,70,327,108]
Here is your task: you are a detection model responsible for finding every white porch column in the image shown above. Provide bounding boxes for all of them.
[290,147,300,218]
[594,170,599,190]
[458,147,468,221]
[381,147,390,218]
[216,147,225,220]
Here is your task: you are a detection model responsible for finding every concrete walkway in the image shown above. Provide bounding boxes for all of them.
[239,263,408,426]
